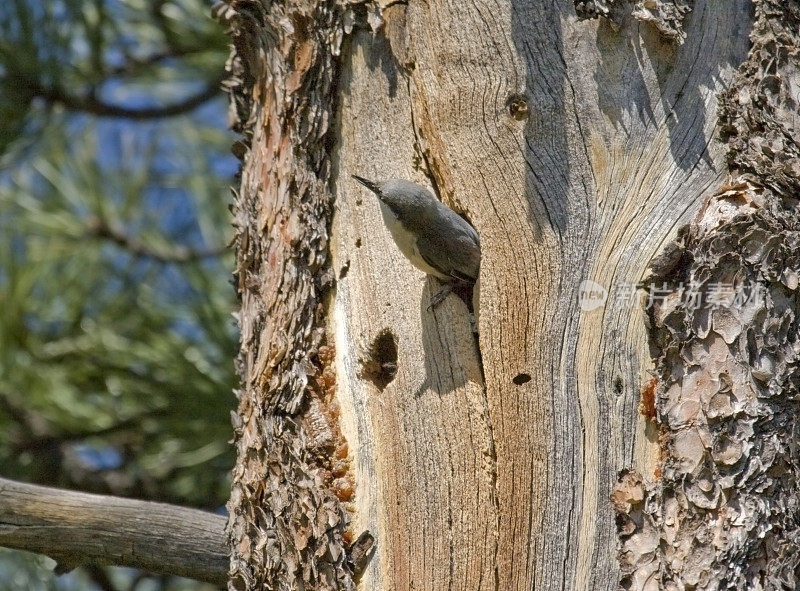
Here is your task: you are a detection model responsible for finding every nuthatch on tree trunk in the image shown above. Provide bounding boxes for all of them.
[352,175,480,307]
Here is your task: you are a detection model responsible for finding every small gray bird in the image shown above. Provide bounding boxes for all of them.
[352,175,480,306]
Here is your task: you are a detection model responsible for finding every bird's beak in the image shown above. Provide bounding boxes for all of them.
[352,175,380,195]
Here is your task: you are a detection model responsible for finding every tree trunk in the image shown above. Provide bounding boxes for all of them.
[216,0,799,589]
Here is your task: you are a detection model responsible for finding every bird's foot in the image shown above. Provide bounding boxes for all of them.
[428,283,453,310]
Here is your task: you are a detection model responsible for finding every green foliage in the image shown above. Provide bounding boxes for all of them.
[0,0,228,155]
[0,551,60,591]
[0,549,221,591]
[0,0,237,589]
[0,116,237,507]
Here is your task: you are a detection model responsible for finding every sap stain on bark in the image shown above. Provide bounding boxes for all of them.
[639,377,657,421]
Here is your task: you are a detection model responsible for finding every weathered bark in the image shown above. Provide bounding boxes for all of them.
[613,2,800,589]
[213,1,361,589]
[0,477,227,585]
[214,0,800,589]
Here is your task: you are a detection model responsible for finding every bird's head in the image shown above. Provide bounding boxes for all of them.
[352,175,433,217]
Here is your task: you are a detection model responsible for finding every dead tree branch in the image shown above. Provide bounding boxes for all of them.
[0,477,228,585]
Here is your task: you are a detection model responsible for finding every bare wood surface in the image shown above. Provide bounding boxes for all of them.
[0,477,227,585]
[332,23,493,589]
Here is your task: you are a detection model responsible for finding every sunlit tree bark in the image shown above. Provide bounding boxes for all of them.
[216,0,800,589]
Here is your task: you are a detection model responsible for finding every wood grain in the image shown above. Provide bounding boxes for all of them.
[0,477,227,585]
[332,1,750,589]
[332,25,495,589]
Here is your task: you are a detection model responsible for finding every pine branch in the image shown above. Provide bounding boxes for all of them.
[87,217,228,263]
[19,75,224,120]
[108,46,213,77]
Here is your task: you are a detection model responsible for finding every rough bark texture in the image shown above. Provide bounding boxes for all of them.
[213,1,365,589]
[0,477,227,585]
[718,0,800,197]
[614,178,800,590]
[614,1,800,589]
[574,0,693,42]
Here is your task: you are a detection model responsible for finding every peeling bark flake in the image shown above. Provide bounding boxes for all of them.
[617,179,800,589]
[212,1,373,589]
[718,1,800,197]
[573,0,693,42]
[631,0,692,42]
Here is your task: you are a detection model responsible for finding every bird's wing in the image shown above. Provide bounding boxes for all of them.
[416,219,480,283]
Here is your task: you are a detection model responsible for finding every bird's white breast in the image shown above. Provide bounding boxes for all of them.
[379,202,449,279]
